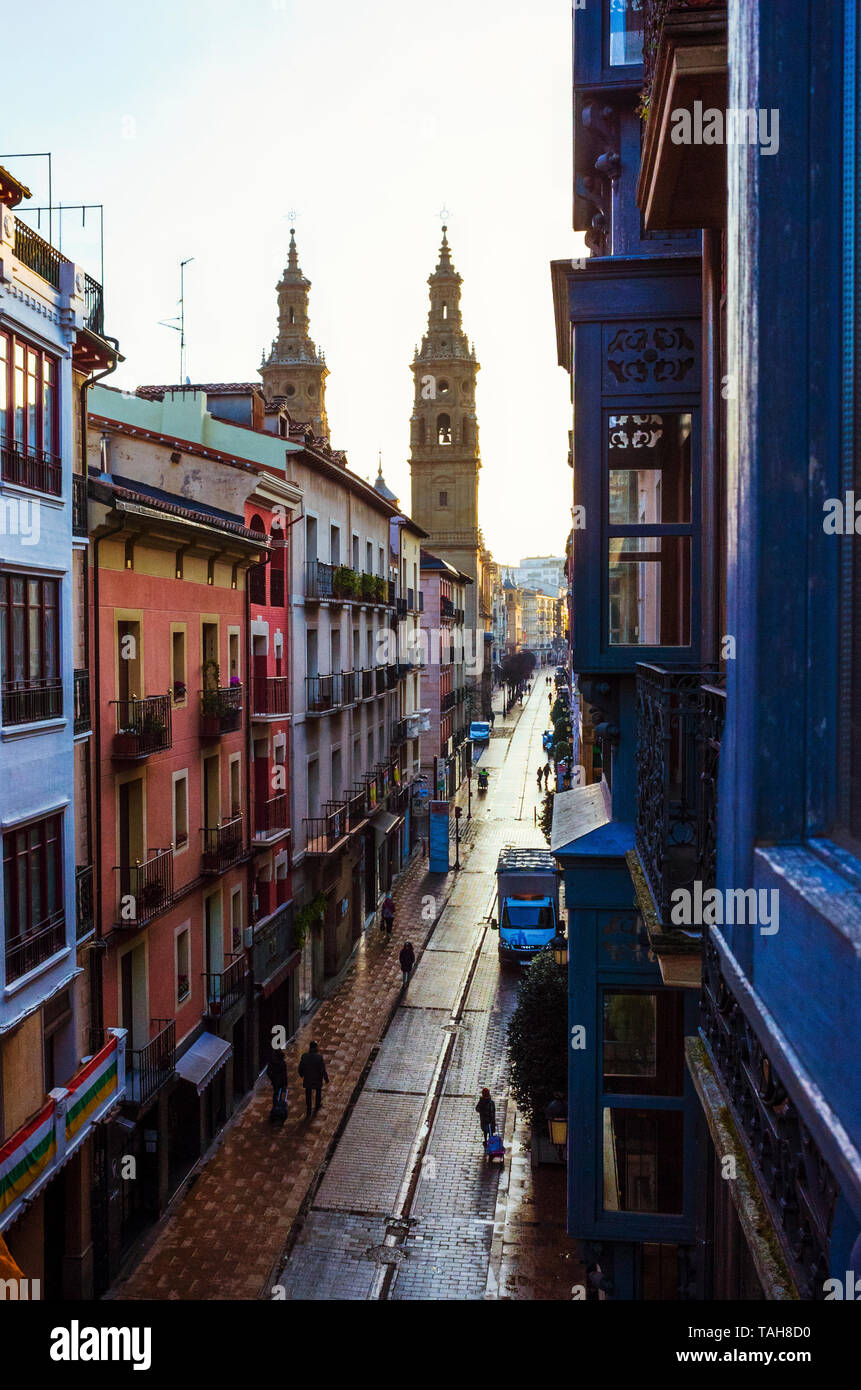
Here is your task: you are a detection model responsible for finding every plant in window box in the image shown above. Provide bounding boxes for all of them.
[229,675,241,687]
[360,572,376,601]
[138,879,166,913]
[141,713,167,744]
[373,575,387,603]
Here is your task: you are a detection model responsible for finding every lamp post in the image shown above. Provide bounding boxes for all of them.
[467,768,472,820]
[545,1095,568,1164]
[454,804,461,870]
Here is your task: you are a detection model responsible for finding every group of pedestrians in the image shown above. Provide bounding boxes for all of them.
[266,1039,330,1121]
[379,894,416,985]
[536,761,552,791]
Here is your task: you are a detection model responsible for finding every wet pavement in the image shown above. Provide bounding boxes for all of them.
[112,678,583,1301]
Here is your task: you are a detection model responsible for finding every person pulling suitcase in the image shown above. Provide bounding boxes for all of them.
[266,1045,288,1126]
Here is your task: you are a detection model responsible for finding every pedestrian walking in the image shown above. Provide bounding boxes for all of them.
[399,940,415,987]
[298,1040,329,1117]
[266,1045,288,1123]
[536,766,543,790]
[475,1087,497,1147]
[543,761,551,789]
[381,894,395,937]
[489,710,495,729]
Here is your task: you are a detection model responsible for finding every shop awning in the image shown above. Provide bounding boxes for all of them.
[371,810,401,842]
[174,1033,232,1095]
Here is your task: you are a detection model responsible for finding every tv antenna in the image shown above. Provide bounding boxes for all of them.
[159,256,194,381]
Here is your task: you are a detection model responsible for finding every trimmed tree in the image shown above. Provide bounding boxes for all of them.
[506,951,568,1127]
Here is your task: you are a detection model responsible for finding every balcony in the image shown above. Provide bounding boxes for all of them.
[375,666,387,695]
[360,668,374,700]
[200,684,242,737]
[304,802,350,855]
[114,848,174,928]
[633,664,725,983]
[83,272,104,336]
[391,718,408,747]
[72,472,88,536]
[0,443,62,496]
[74,669,91,734]
[112,694,172,759]
[441,595,455,619]
[5,909,66,984]
[386,663,399,691]
[306,671,356,713]
[201,816,244,874]
[252,676,289,719]
[396,596,408,617]
[128,1019,175,1107]
[75,864,94,940]
[344,786,370,830]
[253,902,297,986]
[2,677,63,726]
[14,216,65,288]
[442,689,456,712]
[204,954,247,1016]
[254,794,289,841]
[407,587,415,611]
[638,0,728,230]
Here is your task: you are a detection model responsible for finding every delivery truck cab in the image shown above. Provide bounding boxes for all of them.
[491,846,559,965]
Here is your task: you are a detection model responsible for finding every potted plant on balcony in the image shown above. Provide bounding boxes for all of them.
[333,565,357,599]
[114,726,140,758]
[360,571,376,601]
[138,878,166,915]
[141,712,167,744]
[373,575,387,604]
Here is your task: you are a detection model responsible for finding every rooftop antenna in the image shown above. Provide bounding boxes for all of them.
[159,256,194,381]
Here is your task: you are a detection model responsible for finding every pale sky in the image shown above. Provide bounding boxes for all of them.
[4,0,584,562]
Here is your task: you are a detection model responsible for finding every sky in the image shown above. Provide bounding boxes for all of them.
[3,0,584,563]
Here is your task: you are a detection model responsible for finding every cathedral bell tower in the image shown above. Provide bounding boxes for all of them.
[259,228,329,438]
[409,227,482,630]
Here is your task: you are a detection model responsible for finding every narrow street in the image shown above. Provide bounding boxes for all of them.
[111,679,581,1302]
[274,678,567,1299]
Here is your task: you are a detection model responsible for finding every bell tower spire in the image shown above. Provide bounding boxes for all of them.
[259,228,329,437]
[408,223,482,634]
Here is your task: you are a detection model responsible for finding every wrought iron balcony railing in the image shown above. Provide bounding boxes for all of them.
[361,668,374,699]
[72,472,88,534]
[375,666,387,695]
[441,689,456,712]
[75,864,94,940]
[14,217,65,288]
[83,273,104,336]
[204,953,246,1016]
[391,718,408,747]
[396,596,408,617]
[5,909,66,984]
[112,694,172,758]
[128,1019,175,1106]
[2,676,63,726]
[252,676,289,718]
[634,664,723,925]
[253,901,296,981]
[306,671,356,713]
[201,815,244,874]
[254,794,289,840]
[200,684,242,736]
[114,848,174,927]
[1,443,62,496]
[304,802,349,854]
[344,786,369,829]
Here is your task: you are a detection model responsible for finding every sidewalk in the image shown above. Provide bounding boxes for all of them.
[112,827,477,1299]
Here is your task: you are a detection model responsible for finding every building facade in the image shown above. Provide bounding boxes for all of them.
[419,550,471,799]
[550,0,861,1301]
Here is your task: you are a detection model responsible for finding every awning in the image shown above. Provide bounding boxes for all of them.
[174,1033,232,1095]
[371,810,400,843]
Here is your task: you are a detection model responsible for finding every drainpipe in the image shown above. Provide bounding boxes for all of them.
[80,343,120,1042]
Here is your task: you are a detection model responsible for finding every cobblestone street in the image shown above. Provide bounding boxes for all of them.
[112,680,581,1302]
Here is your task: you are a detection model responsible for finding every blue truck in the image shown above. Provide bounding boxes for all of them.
[491,846,559,965]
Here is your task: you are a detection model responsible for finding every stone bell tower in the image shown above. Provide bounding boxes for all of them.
[259,227,329,437]
[409,226,482,633]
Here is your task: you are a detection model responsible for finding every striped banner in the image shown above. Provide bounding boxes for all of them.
[65,1036,118,1141]
[0,1100,56,1217]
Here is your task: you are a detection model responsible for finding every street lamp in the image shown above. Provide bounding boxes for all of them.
[545,1095,568,1162]
[551,929,568,967]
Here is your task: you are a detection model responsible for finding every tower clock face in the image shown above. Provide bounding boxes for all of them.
[285,385,295,396]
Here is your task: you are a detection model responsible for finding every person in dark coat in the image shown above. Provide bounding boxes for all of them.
[298,1041,329,1116]
[475,1087,496,1147]
[399,941,415,987]
[381,895,395,937]
[266,1046,287,1107]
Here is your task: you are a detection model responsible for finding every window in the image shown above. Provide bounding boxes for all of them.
[606,413,694,646]
[0,574,62,725]
[176,927,190,1004]
[330,524,341,566]
[3,812,65,982]
[607,0,645,68]
[352,534,360,571]
[172,628,187,703]
[437,413,452,445]
[366,540,373,575]
[602,1108,684,1214]
[173,772,189,850]
[230,888,242,952]
[0,331,60,493]
[230,756,241,817]
[378,545,385,578]
[602,991,684,1095]
[228,630,240,682]
[439,491,448,507]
